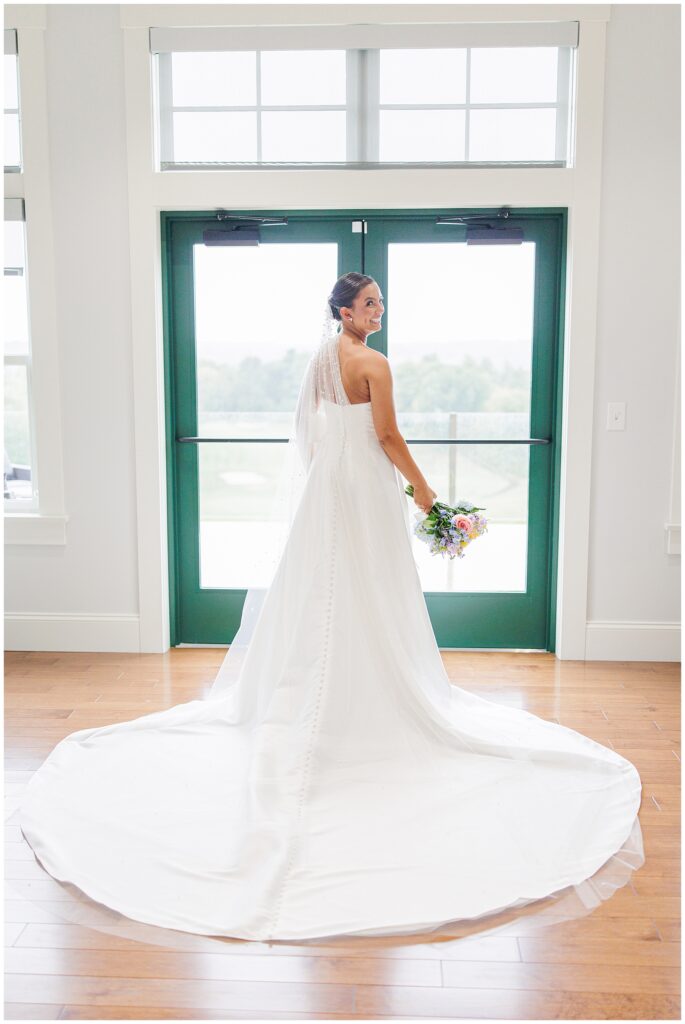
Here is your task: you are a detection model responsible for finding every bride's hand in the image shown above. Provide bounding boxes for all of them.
[413,484,437,515]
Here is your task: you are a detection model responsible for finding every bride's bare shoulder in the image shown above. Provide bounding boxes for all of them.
[362,346,392,377]
[345,343,388,375]
[361,346,389,367]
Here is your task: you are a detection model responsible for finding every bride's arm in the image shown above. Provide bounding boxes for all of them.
[366,354,432,494]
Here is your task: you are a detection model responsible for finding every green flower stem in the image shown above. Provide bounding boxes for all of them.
[404,483,487,517]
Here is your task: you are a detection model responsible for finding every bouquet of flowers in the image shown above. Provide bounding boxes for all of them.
[405,485,488,560]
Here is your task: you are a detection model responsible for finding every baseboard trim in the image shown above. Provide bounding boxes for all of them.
[4,612,140,652]
[585,620,681,662]
[3,615,681,662]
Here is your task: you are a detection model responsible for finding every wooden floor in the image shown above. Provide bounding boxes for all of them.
[4,650,681,1021]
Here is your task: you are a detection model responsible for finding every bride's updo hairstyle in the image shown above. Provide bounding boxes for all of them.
[327,272,377,322]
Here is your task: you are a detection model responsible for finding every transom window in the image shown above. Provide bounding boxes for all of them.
[150,21,578,170]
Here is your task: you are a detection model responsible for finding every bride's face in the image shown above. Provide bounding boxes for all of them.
[341,284,385,338]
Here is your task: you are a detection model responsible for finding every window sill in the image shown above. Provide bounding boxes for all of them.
[159,160,570,172]
[4,513,69,545]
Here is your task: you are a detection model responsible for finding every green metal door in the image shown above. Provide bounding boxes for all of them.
[163,209,565,651]
[364,213,565,651]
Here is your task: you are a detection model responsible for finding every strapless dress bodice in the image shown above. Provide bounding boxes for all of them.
[321,398,379,447]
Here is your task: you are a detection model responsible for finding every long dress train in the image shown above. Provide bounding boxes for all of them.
[17,342,643,942]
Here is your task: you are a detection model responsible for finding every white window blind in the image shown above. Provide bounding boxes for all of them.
[5,28,17,55]
[149,21,579,53]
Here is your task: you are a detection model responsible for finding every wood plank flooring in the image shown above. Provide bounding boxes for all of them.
[4,650,681,1020]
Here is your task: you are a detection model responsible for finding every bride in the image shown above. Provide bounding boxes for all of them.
[18,273,643,942]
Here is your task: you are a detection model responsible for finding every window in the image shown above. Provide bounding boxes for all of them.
[4,28,21,171]
[3,15,67,542]
[150,21,578,170]
[4,28,36,509]
[4,197,37,508]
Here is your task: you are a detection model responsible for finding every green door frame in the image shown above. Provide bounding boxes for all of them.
[161,208,566,652]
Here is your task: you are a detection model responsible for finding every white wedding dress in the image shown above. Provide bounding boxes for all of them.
[18,332,644,943]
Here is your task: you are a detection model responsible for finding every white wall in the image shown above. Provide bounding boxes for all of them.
[5,4,140,648]
[4,3,681,659]
[585,3,681,657]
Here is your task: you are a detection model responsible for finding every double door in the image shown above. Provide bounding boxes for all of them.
[163,209,565,649]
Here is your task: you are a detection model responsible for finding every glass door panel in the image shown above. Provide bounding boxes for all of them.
[386,240,536,593]
[193,241,339,590]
